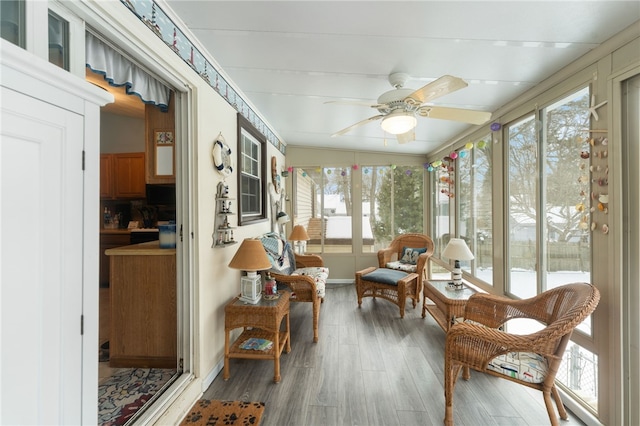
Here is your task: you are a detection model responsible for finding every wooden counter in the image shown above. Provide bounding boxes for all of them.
[106,241,176,368]
[99,229,131,287]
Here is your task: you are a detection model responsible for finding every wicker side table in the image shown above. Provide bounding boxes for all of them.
[421,279,476,331]
[224,290,291,383]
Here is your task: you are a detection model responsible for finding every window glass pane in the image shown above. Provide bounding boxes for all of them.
[543,87,591,291]
[1,0,25,47]
[557,342,599,413]
[292,168,317,253]
[48,10,69,70]
[458,136,493,285]
[294,167,352,254]
[507,114,538,298]
[432,161,451,258]
[364,165,424,252]
[239,127,263,221]
[323,167,352,253]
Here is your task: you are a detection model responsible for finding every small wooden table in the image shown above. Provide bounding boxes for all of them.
[224,290,291,383]
[422,280,476,331]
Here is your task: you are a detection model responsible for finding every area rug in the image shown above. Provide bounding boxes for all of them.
[180,399,265,426]
[98,368,176,426]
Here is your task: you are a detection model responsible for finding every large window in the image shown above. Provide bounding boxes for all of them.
[507,114,539,296]
[506,86,596,412]
[363,165,424,252]
[293,167,353,254]
[431,161,451,258]
[237,114,266,225]
[292,162,424,254]
[457,135,493,285]
[506,87,591,298]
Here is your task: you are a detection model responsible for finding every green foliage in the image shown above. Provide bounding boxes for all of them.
[371,166,424,243]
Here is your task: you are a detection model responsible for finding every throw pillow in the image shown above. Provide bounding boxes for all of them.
[400,246,427,265]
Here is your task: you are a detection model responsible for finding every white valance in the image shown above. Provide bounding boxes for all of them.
[85,32,170,111]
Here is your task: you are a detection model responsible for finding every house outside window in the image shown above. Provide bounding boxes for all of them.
[294,167,353,254]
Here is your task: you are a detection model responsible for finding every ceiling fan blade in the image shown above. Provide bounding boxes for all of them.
[396,130,415,144]
[406,75,468,104]
[419,106,492,125]
[331,115,384,137]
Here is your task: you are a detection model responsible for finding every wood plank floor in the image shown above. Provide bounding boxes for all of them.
[203,283,586,426]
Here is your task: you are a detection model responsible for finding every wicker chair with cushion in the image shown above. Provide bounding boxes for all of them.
[356,233,434,318]
[378,233,435,280]
[259,232,328,342]
[444,282,600,426]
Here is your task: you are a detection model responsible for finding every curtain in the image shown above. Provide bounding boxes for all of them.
[85,32,169,111]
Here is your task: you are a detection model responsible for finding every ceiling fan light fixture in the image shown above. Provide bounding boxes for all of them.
[380,111,417,135]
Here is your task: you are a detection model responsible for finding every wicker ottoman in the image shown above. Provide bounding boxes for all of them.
[355,267,420,318]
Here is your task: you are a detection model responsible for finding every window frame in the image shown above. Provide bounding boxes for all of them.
[236,113,267,226]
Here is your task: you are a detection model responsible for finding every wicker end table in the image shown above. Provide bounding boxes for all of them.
[422,280,477,380]
[421,279,476,331]
[224,290,291,383]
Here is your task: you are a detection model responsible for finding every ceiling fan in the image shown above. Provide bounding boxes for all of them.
[328,73,492,143]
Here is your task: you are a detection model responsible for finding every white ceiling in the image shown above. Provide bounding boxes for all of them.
[162,1,640,155]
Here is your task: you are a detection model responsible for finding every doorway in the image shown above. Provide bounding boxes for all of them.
[88,51,183,424]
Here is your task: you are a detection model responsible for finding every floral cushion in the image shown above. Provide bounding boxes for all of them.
[487,352,549,383]
[385,260,417,273]
[292,267,328,298]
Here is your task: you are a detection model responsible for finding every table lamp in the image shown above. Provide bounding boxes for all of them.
[441,238,474,290]
[289,225,310,255]
[228,238,272,304]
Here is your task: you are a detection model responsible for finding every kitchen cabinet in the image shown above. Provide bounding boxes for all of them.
[106,241,177,368]
[100,153,146,199]
[99,230,130,287]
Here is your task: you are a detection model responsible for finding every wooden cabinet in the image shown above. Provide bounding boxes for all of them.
[106,241,177,368]
[100,153,145,199]
[99,231,130,287]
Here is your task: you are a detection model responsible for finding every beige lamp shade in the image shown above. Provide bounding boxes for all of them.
[442,238,474,261]
[228,239,272,272]
[289,225,310,241]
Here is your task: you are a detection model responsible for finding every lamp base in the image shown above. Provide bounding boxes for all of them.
[451,261,464,290]
[240,275,262,304]
[239,294,262,304]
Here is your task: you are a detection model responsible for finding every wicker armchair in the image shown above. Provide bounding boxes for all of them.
[444,283,600,426]
[259,232,328,342]
[356,233,434,318]
[377,233,435,280]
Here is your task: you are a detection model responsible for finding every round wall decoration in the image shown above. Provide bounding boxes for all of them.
[212,133,233,178]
